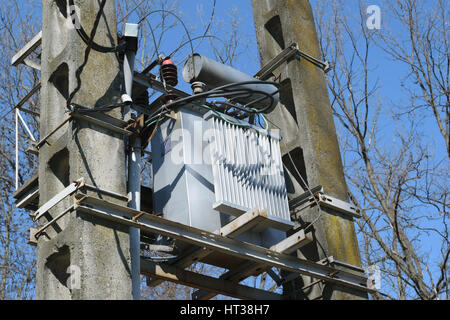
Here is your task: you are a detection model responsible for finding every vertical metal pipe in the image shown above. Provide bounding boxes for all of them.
[128,135,141,300]
[15,109,19,190]
[123,33,140,299]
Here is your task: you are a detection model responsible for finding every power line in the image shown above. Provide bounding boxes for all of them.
[66,0,108,109]
[138,9,195,62]
[192,0,216,53]
[69,0,124,54]
[117,0,148,25]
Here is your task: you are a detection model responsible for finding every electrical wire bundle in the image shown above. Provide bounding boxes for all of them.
[68,0,125,54]
[140,80,280,139]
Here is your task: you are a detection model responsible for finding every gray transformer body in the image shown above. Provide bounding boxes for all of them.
[151,104,293,249]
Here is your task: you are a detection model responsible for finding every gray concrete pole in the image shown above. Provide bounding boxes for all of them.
[251,0,367,300]
[37,0,132,299]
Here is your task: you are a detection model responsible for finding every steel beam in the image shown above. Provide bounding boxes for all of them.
[15,83,41,110]
[74,196,373,294]
[254,43,300,80]
[193,228,313,300]
[140,258,282,300]
[16,184,39,209]
[33,179,84,221]
[270,229,313,255]
[11,31,42,67]
[71,112,133,136]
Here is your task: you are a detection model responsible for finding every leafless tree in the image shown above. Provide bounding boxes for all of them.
[377,0,449,157]
[0,0,41,300]
[314,0,449,299]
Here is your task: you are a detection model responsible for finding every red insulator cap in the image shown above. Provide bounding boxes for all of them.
[162,59,175,65]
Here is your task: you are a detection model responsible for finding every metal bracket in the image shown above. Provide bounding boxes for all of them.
[32,178,84,222]
[316,193,361,219]
[289,185,324,210]
[74,196,373,294]
[165,111,178,121]
[34,204,76,239]
[254,43,301,80]
[28,228,38,246]
[254,42,331,81]
[295,48,331,73]
[11,31,42,67]
[71,111,133,136]
[290,186,361,219]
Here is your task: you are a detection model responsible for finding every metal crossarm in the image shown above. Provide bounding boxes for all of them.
[74,196,374,294]
[11,31,42,67]
[33,178,84,221]
[254,42,331,81]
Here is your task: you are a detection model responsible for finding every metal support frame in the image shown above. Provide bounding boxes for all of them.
[11,31,42,67]
[35,116,72,149]
[15,83,41,113]
[254,43,301,80]
[254,42,331,82]
[28,228,38,246]
[316,193,361,219]
[83,183,129,202]
[71,112,133,136]
[35,204,76,239]
[141,258,282,300]
[32,178,84,221]
[192,227,314,300]
[17,109,37,142]
[266,268,283,286]
[72,195,373,295]
[27,185,373,299]
[16,184,39,209]
[133,72,190,98]
[35,110,133,151]
[290,187,361,219]
[289,185,323,210]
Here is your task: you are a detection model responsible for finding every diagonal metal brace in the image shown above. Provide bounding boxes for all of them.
[254,43,331,81]
[32,178,85,222]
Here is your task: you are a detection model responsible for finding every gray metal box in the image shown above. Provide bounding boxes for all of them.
[151,105,292,248]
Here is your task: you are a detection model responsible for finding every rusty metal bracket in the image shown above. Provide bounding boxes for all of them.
[132,211,146,222]
[35,115,72,149]
[254,42,331,81]
[32,178,85,222]
[34,204,76,239]
[125,114,145,134]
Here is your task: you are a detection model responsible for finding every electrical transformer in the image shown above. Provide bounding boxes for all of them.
[151,104,293,248]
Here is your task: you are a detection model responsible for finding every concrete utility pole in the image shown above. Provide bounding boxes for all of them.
[252,0,367,300]
[37,0,132,299]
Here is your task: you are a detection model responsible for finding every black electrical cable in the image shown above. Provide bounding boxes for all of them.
[66,0,108,110]
[167,35,225,60]
[117,0,147,25]
[146,80,280,122]
[192,0,216,53]
[68,0,125,54]
[141,1,217,72]
[138,9,195,60]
